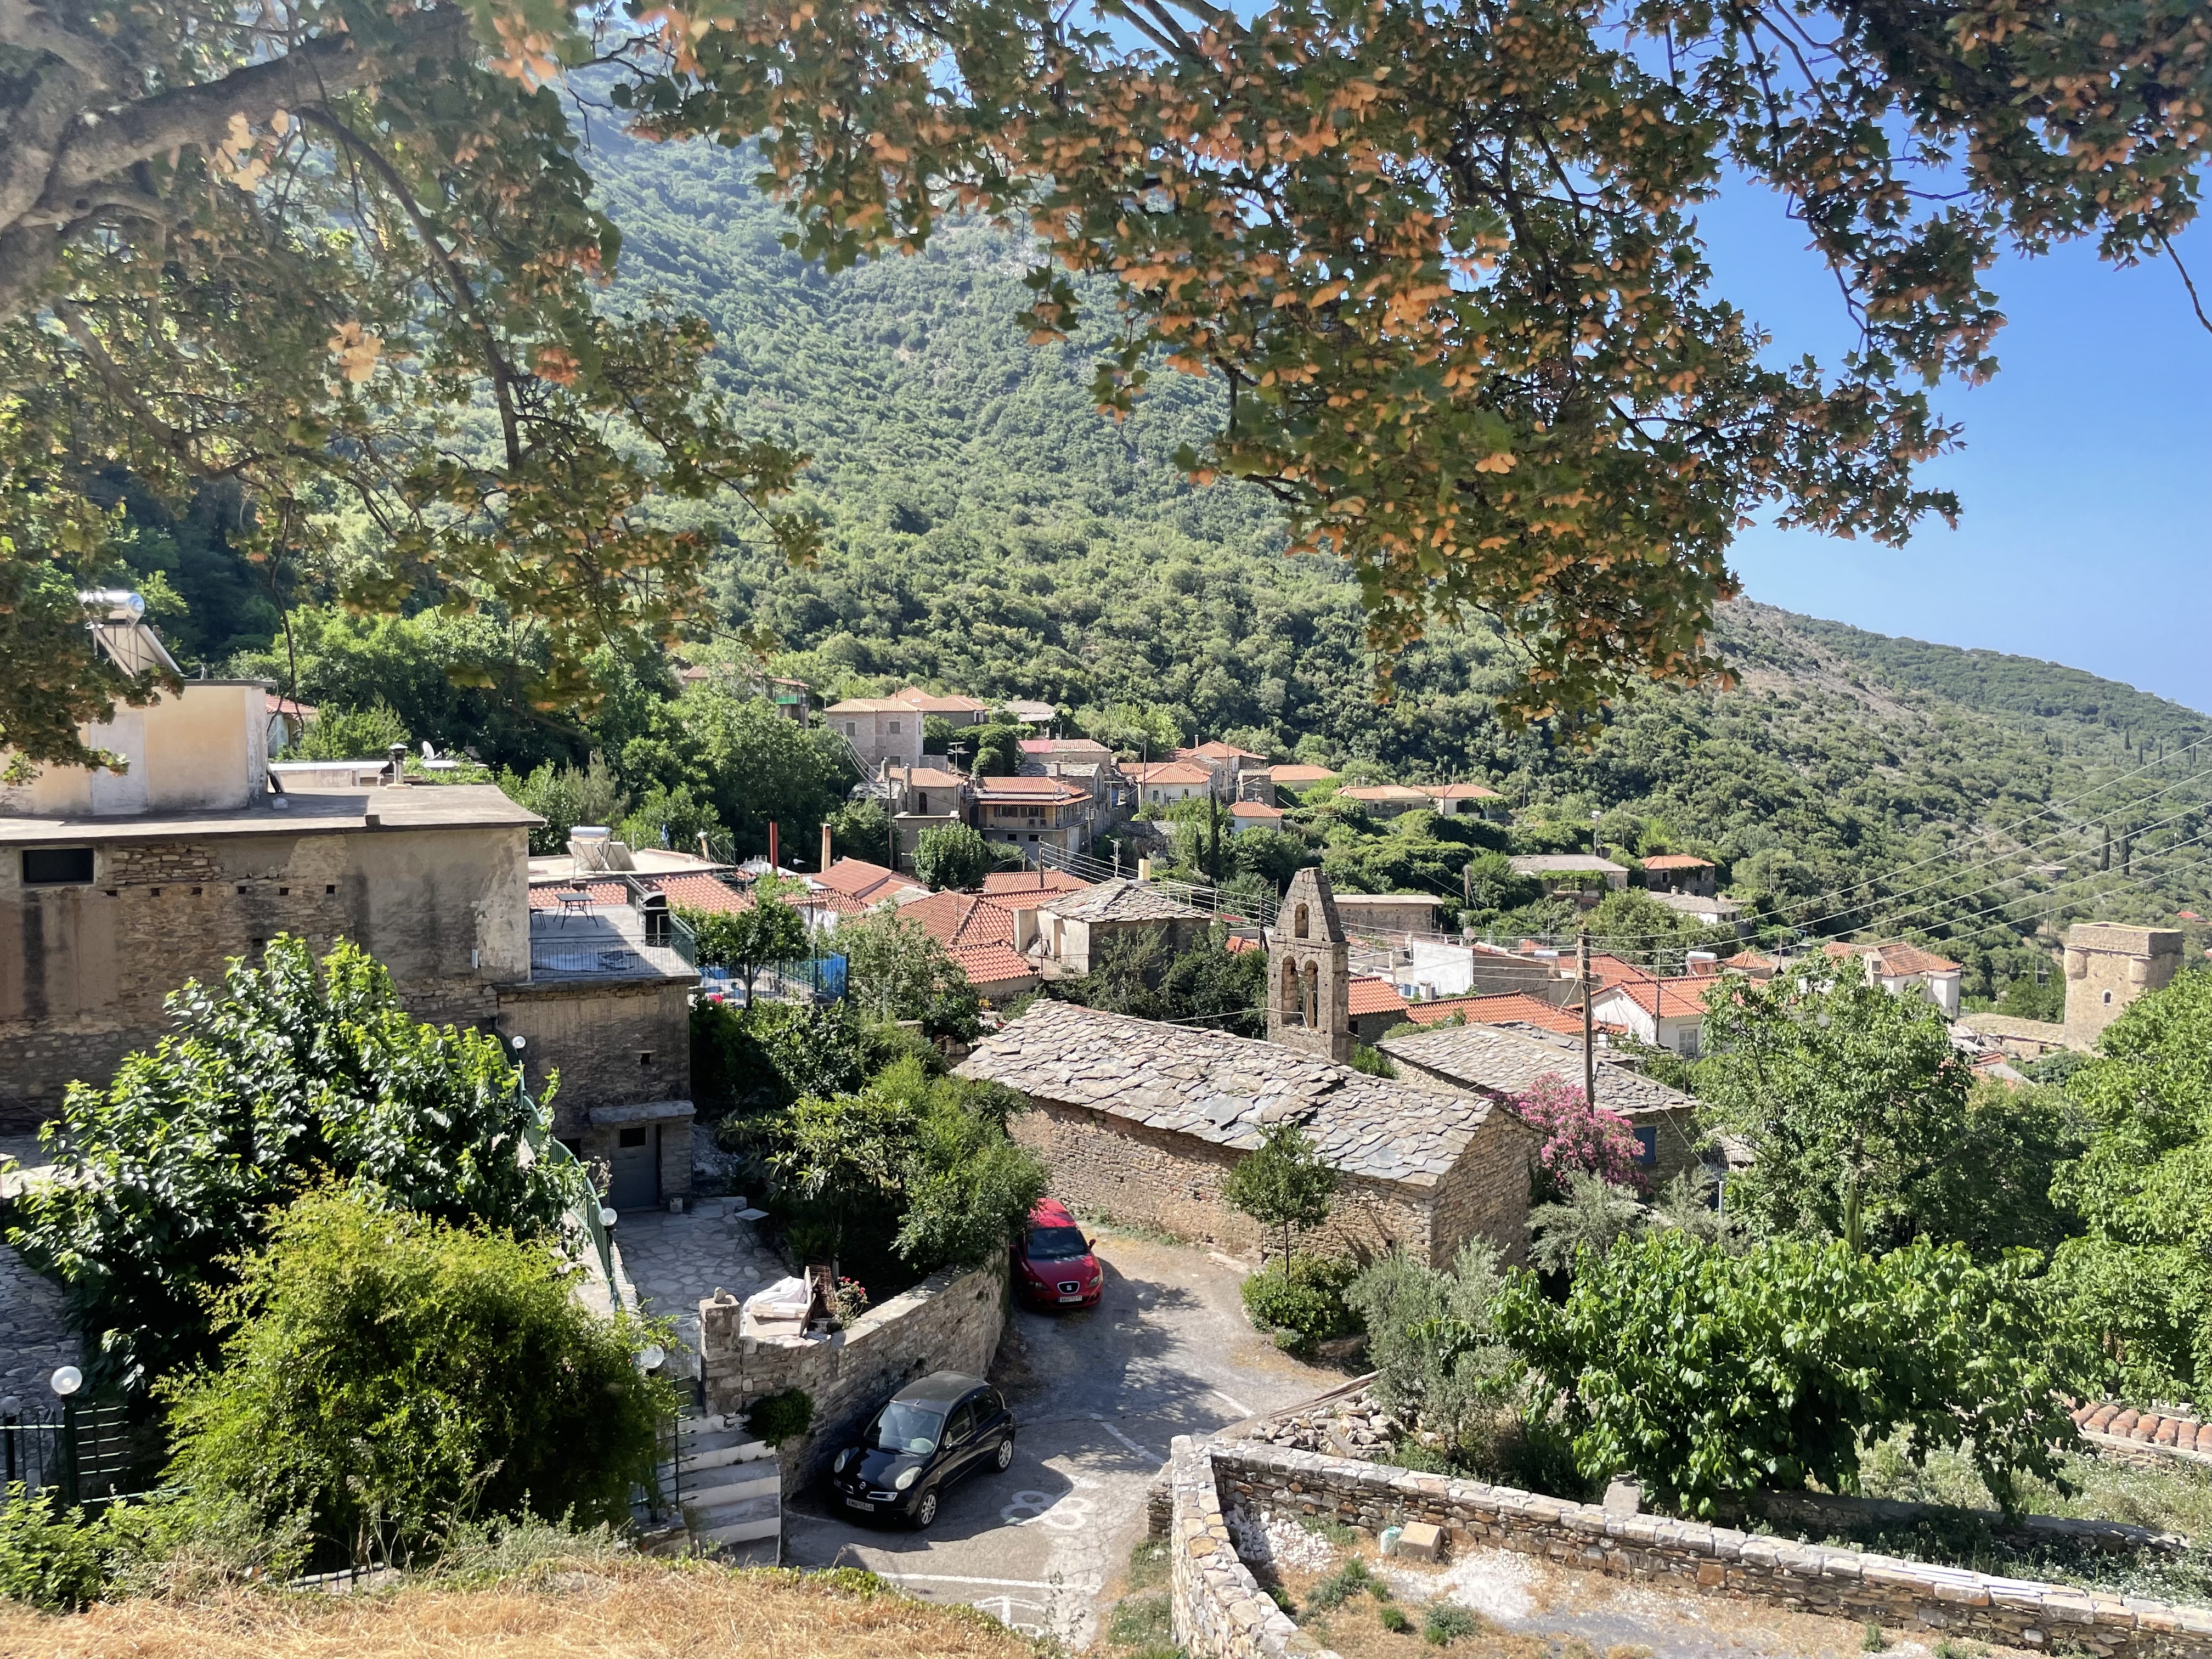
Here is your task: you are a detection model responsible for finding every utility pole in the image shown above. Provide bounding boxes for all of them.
[1578,930,1597,1108]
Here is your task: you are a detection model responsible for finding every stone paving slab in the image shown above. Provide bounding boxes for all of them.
[613,1199,787,1377]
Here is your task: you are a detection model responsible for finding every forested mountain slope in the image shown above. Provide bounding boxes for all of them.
[579,132,2212,957]
[143,129,2207,999]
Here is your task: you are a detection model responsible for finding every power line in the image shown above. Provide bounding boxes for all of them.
[1777,760,2212,940]
[1768,730,2212,916]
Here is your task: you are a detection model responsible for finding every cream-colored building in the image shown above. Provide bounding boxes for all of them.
[823,697,926,771]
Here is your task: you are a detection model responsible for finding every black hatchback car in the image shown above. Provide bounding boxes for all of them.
[825,1371,1015,1529]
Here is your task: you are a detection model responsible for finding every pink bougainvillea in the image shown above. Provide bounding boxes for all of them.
[1509,1073,1647,1198]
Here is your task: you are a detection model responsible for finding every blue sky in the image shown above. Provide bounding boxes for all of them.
[1701,179,2212,712]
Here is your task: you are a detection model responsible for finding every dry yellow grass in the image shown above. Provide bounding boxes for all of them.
[0,1560,1042,1659]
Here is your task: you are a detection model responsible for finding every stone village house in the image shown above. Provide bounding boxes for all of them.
[1,605,699,1210]
[957,871,1540,1265]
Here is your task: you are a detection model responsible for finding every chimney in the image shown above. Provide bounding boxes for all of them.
[769,820,780,873]
[821,822,834,873]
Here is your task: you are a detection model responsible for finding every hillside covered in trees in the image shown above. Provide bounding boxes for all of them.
[116,129,2210,1003]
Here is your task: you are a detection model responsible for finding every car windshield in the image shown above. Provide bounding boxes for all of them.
[866,1402,946,1455]
[1027,1225,1088,1259]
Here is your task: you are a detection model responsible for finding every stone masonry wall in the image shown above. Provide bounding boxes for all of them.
[1211,1442,2212,1658]
[697,1254,1007,1498]
[2066,925,2184,1052]
[1169,1434,1336,1659]
[1012,1097,1466,1265]
[1425,1115,1534,1268]
[0,824,524,1126]
[494,977,693,1130]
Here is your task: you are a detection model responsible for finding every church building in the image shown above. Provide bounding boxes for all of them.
[955,870,1538,1265]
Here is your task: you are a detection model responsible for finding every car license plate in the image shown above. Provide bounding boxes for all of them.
[1059,1293,1084,1302]
[844,1497,872,1511]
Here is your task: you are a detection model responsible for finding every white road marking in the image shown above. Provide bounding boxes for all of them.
[1212,1388,1254,1418]
[1091,1413,1164,1463]
[874,1573,1077,1589]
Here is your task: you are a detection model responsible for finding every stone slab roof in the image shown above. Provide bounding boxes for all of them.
[956,1000,1516,1186]
[1041,877,1206,924]
[1380,1022,1700,1119]
[1958,1012,2068,1042]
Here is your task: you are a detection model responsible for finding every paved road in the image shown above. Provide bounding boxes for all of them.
[780,1226,1341,1647]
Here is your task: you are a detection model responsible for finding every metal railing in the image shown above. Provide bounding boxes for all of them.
[698,954,848,1005]
[0,1395,144,1510]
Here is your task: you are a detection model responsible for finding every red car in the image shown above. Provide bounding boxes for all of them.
[1014,1200,1103,1310]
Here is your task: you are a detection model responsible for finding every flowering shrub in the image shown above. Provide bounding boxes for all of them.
[1509,1074,1646,1200]
[832,1277,871,1325]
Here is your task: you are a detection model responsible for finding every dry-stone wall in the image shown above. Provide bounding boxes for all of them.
[1207,1441,2212,1658]
[1167,1434,1338,1659]
[696,1255,1007,1498]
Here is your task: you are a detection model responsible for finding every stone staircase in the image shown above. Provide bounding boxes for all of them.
[675,1412,782,1563]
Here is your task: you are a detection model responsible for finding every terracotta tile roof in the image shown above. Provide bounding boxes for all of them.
[1268,764,1340,786]
[1825,939,1963,976]
[1640,853,1716,871]
[903,890,1023,950]
[1126,761,1214,786]
[946,942,1039,990]
[893,766,968,789]
[1229,800,1284,820]
[1594,978,1711,1020]
[982,869,1090,896]
[1223,934,1263,954]
[1420,782,1503,800]
[1348,976,1409,1018]
[815,856,928,906]
[655,872,754,914]
[1041,877,1207,924]
[528,881,626,910]
[972,775,1089,802]
[1379,1022,1700,1119]
[823,697,921,714]
[2074,1402,2212,1457]
[1723,950,1778,972]
[1177,740,1266,760]
[1404,992,1585,1036]
[956,1001,1526,1184]
[1583,953,1647,989]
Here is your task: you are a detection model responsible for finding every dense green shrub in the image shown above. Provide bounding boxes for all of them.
[161,1188,674,1570]
[913,822,992,891]
[2051,972,2212,1401]
[836,907,983,1040]
[746,1059,1045,1296]
[1495,1229,2101,1519]
[744,1388,816,1447]
[1240,1255,1360,1355]
[5,938,586,1387]
[1345,1244,1515,1447]
[0,1488,115,1610]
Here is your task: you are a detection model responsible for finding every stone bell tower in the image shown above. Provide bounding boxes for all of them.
[1268,867,1353,1063]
